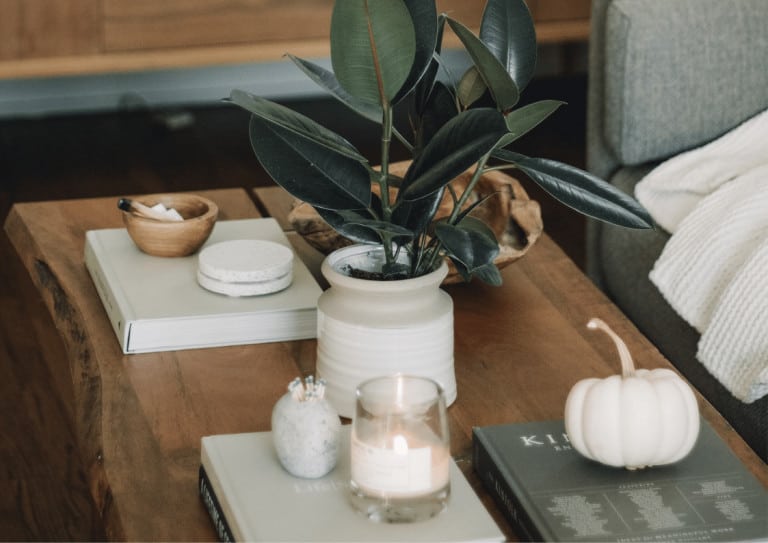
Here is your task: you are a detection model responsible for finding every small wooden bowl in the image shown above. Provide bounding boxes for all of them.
[121,193,218,257]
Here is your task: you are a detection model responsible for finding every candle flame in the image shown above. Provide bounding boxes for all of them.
[393,434,409,456]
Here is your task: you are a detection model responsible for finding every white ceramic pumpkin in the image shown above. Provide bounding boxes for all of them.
[565,318,700,469]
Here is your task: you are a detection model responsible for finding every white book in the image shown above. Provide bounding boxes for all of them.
[200,426,505,542]
[84,218,322,354]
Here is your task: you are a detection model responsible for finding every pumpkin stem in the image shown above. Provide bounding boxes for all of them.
[587,318,636,377]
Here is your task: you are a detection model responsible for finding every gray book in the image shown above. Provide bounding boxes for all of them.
[473,419,768,542]
[84,218,322,354]
[199,426,505,542]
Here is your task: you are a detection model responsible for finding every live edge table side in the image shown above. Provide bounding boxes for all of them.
[4,187,766,541]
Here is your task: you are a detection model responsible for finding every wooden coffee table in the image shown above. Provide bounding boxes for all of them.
[5,187,765,541]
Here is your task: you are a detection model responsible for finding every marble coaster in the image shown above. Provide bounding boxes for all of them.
[197,239,294,296]
[196,269,292,297]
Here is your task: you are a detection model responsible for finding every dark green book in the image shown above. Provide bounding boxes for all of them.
[473,419,768,542]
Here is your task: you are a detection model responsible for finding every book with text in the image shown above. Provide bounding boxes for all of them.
[85,218,322,353]
[200,426,505,542]
[473,419,767,542]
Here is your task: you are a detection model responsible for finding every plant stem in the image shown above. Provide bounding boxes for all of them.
[483,163,518,174]
[392,127,413,153]
[449,152,492,224]
[417,183,459,275]
[378,102,394,265]
[420,237,442,276]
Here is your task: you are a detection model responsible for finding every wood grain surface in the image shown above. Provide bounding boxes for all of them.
[4,189,301,540]
[5,186,766,541]
[0,229,105,540]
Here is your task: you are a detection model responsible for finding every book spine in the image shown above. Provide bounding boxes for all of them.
[472,431,544,542]
[199,466,235,543]
[83,234,131,353]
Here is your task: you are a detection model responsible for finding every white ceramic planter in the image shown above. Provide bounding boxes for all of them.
[315,245,456,418]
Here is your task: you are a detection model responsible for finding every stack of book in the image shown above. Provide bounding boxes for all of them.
[199,426,505,542]
[85,218,322,354]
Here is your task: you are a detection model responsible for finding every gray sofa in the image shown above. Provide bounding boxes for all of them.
[586,0,768,460]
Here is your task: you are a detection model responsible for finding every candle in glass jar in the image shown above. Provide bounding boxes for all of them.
[349,375,451,522]
[351,430,450,498]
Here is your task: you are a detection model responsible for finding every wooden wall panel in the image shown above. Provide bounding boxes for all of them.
[103,0,335,52]
[530,0,591,22]
[13,0,101,59]
[0,0,589,80]
[102,0,486,54]
[0,0,21,60]
[437,0,484,28]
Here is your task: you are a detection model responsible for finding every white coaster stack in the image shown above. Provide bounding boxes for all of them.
[197,240,294,297]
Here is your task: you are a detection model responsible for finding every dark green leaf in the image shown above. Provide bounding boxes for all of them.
[286,55,382,123]
[449,257,472,282]
[435,219,499,273]
[391,188,445,237]
[400,108,507,201]
[493,150,654,228]
[230,90,367,162]
[446,17,519,112]
[449,256,502,285]
[393,0,438,104]
[456,215,498,246]
[331,0,416,105]
[315,208,381,244]
[416,81,459,151]
[480,0,537,91]
[413,53,440,116]
[503,100,565,142]
[249,115,371,210]
[470,262,503,286]
[412,14,447,115]
[455,193,502,225]
[457,66,487,108]
[344,218,415,239]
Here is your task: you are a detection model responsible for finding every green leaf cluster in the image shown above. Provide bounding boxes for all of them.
[230,0,653,284]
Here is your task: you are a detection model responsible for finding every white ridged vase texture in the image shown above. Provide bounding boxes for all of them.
[316,245,456,418]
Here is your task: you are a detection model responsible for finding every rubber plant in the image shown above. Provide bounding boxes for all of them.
[230,0,652,284]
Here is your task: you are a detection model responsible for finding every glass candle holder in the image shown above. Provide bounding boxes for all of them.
[349,375,450,523]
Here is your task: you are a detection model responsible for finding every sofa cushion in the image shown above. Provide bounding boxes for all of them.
[597,165,768,461]
[603,0,768,167]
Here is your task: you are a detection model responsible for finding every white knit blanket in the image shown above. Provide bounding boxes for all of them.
[635,108,768,403]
